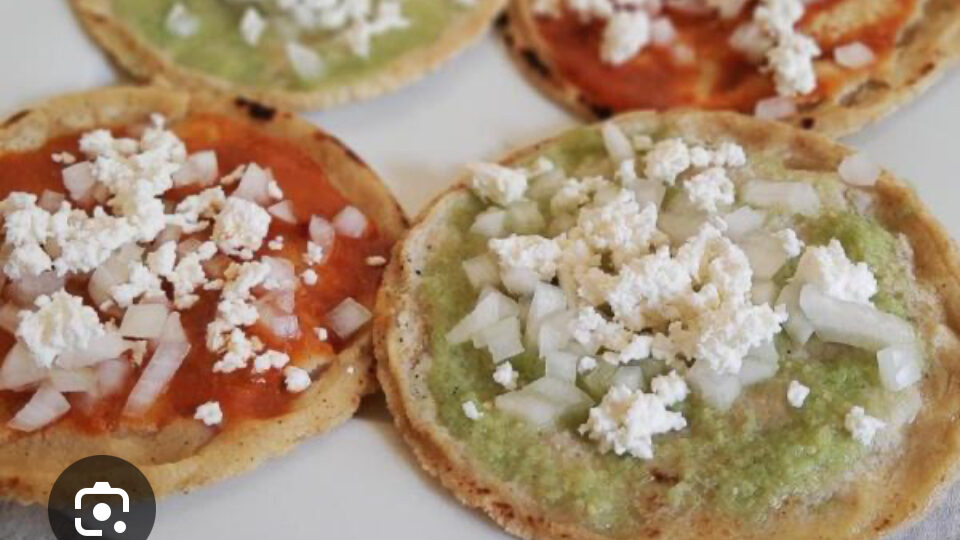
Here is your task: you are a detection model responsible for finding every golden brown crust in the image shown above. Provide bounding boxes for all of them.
[0,86,407,504]
[69,0,505,111]
[500,0,960,137]
[373,110,960,539]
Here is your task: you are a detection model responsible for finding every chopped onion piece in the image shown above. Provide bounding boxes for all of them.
[740,233,788,279]
[38,190,66,212]
[494,391,566,429]
[630,179,666,209]
[751,280,778,306]
[233,163,273,205]
[50,368,97,393]
[688,361,742,411]
[650,17,676,45]
[501,267,540,297]
[525,282,566,349]
[258,288,296,314]
[308,215,336,255]
[57,331,131,369]
[506,202,545,235]
[600,123,633,163]
[470,209,507,238]
[446,289,519,345]
[0,302,21,334]
[332,206,368,238]
[527,168,565,201]
[838,152,881,187]
[173,150,219,187]
[268,200,298,224]
[119,304,170,339]
[755,96,797,120]
[729,22,772,62]
[659,210,706,244]
[152,225,183,249]
[327,297,371,338]
[722,207,767,240]
[834,42,875,69]
[286,41,325,80]
[886,386,922,429]
[0,342,48,390]
[612,366,645,391]
[8,385,70,432]
[96,359,131,397]
[88,243,144,309]
[462,254,500,290]
[742,180,820,216]
[258,304,301,339]
[738,356,779,386]
[877,344,923,392]
[123,314,190,417]
[476,316,524,362]
[537,309,575,358]
[261,256,298,291]
[798,285,915,351]
[778,282,814,344]
[62,162,96,202]
[545,351,578,383]
[9,271,66,307]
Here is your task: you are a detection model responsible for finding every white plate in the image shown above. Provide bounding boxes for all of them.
[0,1,959,539]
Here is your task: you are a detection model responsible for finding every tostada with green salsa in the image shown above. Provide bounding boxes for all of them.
[70,0,504,110]
[375,111,960,539]
[0,87,405,503]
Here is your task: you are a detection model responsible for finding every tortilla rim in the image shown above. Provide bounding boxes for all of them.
[373,109,960,539]
[68,0,506,111]
[0,85,408,505]
[499,0,960,137]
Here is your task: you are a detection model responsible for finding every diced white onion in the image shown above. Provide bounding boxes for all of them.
[123,313,190,417]
[738,356,779,386]
[50,368,97,393]
[525,282,566,350]
[495,376,592,428]
[751,280,779,306]
[446,289,519,345]
[778,282,815,344]
[740,233,788,279]
[470,209,507,238]
[630,179,666,209]
[500,267,539,297]
[462,254,500,290]
[798,285,915,351]
[38,190,66,212]
[308,215,336,259]
[688,361,742,411]
[877,343,923,392]
[95,359,131,397]
[527,168,566,202]
[268,200,298,224]
[658,210,706,244]
[119,304,170,340]
[650,17,676,45]
[57,331,131,369]
[327,297,371,338]
[172,151,219,187]
[0,342,48,391]
[261,256,298,291]
[612,366,645,391]
[9,271,66,307]
[755,96,797,120]
[89,243,144,309]
[838,152,881,187]
[545,351,578,383]
[722,207,767,241]
[258,302,301,339]
[286,41,325,80]
[742,180,820,216]
[332,206,368,238]
[729,22,772,62]
[475,316,524,363]
[233,163,273,205]
[152,225,183,249]
[258,288,296,315]
[506,202,545,235]
[0,302,21,334]
[62,162,96,202]
[600,123,634,163]
[7,385,70,432]
[834,42,875,69]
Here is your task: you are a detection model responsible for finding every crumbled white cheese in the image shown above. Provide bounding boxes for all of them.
[462,400,483,420]
[166,241,217,310]
[212,197,271,259]
[577,355,598,374]
[240,7,268,46]
[173,187,225,233]
[775,228,804,258]
[301,269,318,286]
[644,138,691,185]
[489,235,562,281]
[166,2,200,38]
[110,262,165,308]
[284,366,312,393]
[468,163,528,206]
[573,189,660,267]
[787,379,809,408]
[492,362,519,390]
[343,0,410,57]
[314,327,329,341]
[51,152,77,165]
[5,243,53,279]
[651,371,689,406]
[267,235,284,251]
[580,385,687,459]
[766,32,820,96]
[845,406,886,446]
[252,350,291,373]
[793,239,877,304]
[684,167,735,213]
[304,241,325,266]
[16,290,105,368]
[365,255,387,267]
[194,401,223,426]
[212,328,258,373]
[601,11,650,65]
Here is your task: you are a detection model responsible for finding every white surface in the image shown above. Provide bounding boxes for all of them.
[1,1,960,539]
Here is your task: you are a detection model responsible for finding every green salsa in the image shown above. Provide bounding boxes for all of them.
[113,0,462,91]
[420,129,922,534]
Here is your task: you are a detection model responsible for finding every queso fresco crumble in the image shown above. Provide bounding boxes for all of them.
[0,114,379,433]
[451,121,922,460]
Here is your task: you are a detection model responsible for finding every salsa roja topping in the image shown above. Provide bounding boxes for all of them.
[0,113,390,435]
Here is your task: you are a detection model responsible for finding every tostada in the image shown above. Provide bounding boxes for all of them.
[0,87,405,503]
[375,111,960,539]
[501,0,960,135]
[70,0,504,110]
